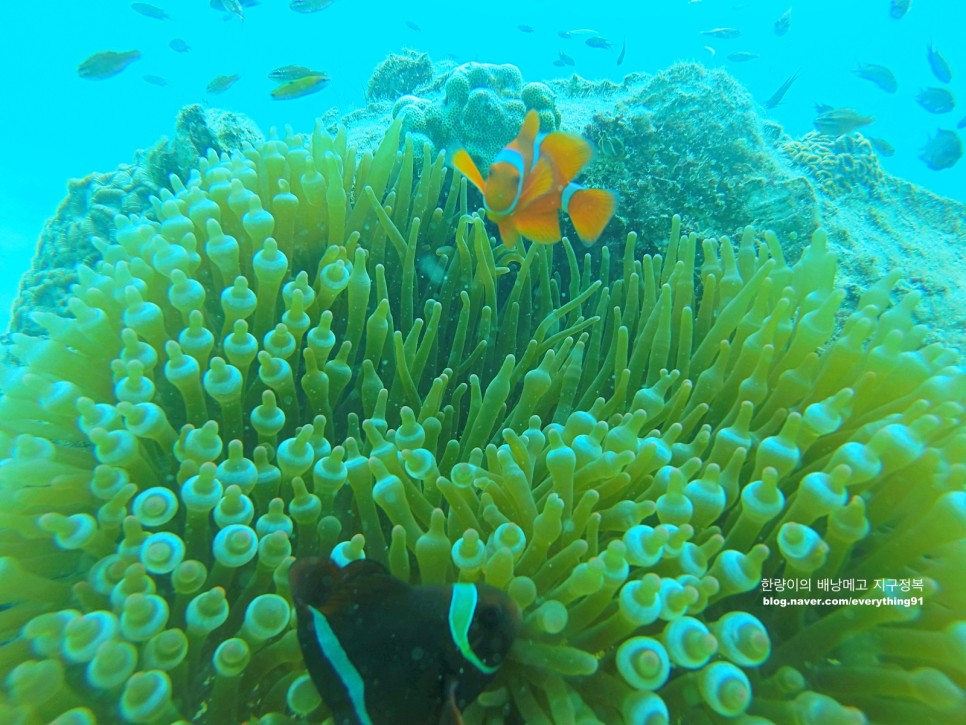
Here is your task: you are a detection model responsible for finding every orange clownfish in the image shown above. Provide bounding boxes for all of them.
[450,109,616,248]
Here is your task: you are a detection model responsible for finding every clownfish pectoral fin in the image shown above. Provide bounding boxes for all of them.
[439,678,464,725]
[497,218,522,249]
[450,148,486,192]
[517,155,555,208]
[513,205,562,245]
[564,186,616,245]
[539,131,594,184]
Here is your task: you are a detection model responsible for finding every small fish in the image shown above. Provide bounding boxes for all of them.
[209,0,257,8]
[554,51,575,67]
[451,110,617,247]
[701,27,742,39]
[405,20,421,31]
[271,73,329,100]
[290,558,519,725]
[853,63,898,94]
[889,0,910,19]
[919,129,961,170]
[917,87,955,114]
[268,64,325,82]
[585,36,612,49]
[704,46,716,56]
[142,74,168,87]
[764,70,799,108]
[221,0,245,20]
[168,38,190,53]
[290,0,332,12]
[206,74,241,94]
[617,38,626,66]
[728,51,759,63]
[131,3,169,20]
[774,7,792,36]
[77,50,141,80]
[557,28,597,39]
[813,107,874,136]
[959,115,966,130]
[517,24,535,33]
[927,43,952,84]
[868,136,895,156]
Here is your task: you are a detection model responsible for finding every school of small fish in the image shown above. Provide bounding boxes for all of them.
[76,0,962,187]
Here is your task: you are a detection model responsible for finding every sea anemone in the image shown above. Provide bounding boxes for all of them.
[1,116,963,724]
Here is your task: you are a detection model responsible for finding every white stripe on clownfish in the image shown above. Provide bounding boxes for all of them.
[448,583,500,675]
[310,604,374,725]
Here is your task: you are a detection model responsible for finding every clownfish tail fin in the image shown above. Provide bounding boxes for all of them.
[563,185,617,246]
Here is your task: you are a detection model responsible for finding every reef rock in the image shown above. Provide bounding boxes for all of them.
[8,105,262,337]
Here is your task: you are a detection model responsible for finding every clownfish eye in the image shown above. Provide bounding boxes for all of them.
[477,603,502,628]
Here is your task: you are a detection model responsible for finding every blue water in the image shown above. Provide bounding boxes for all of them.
[1,0,963,326]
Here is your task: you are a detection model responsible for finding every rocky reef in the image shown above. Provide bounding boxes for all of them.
[8,105,262,338]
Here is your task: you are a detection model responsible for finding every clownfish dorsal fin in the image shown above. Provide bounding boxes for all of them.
[508,109,542,172]
[539,131,594,185]
[291,557,408,617]
[516,155,555,209]
[450,148,486,193]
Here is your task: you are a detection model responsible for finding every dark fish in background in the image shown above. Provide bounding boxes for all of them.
[728,51,759,63]
[889,0,910,19]
[617,38,626,66]
[813,107,874,135]
[207,74,241,94]
[131,3,169,20]
[917,87,955,114]
[169,38,190,53]
[958,115,966,129]
[220,0,245,20]
[553,51,575,67]
[269,64,325,82]
[927,43,952,83]
[774,7,792,36]
[764,70,800,108]
[290,0,332,12]
[919,129,961,170]
[290,558,520,725]
[78,50,141,79]
[701,27,742,39]
[853,63,898,93]
[405,20,421,31]
[142,74,168,87]
[586,36,612,49]
[869,136,896,156]
[517,24,535,33]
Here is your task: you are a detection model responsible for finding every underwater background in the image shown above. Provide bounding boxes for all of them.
[1,1,965,724]
[1,0,965,328]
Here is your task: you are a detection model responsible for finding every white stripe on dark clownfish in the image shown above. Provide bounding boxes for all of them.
[309,605,374,725]
[448,583,500,675]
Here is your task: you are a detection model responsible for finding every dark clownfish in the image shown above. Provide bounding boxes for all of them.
[289,557,521,725]
[450,109,617,248]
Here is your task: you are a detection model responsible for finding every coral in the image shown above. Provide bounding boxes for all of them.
[2,114,965,725]
[365,49,434,103]
[393,62,561,170]
[569,63,821,252]
[782,132,886,198]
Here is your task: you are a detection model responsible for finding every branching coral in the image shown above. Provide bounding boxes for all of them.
[1,114,964,725]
